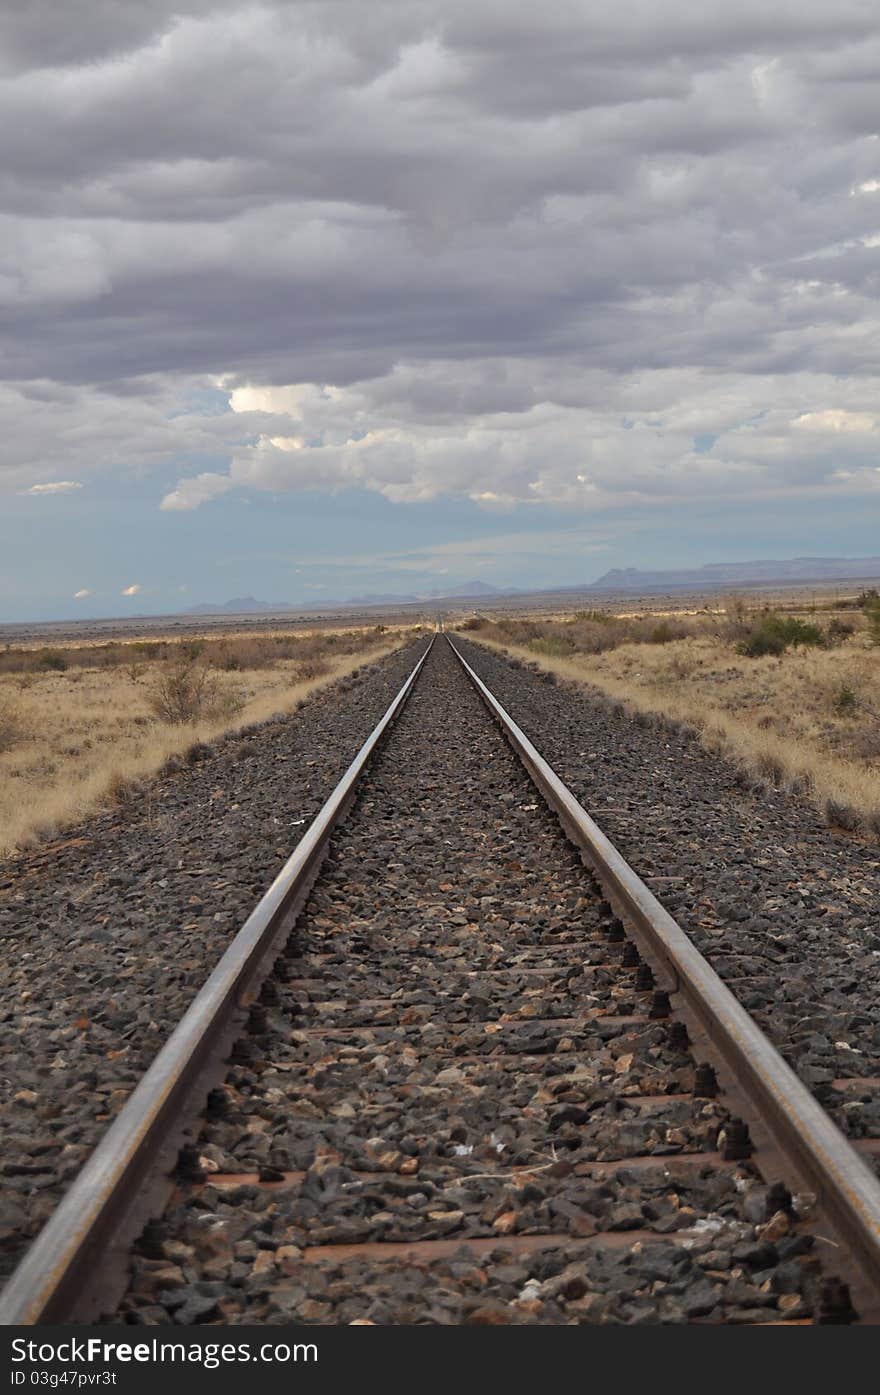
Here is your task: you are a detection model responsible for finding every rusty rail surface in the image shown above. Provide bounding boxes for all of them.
[448,636,880,1322]
[0,638,434,1326]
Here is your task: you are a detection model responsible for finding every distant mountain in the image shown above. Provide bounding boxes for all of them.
[588,557,880,592]
[184,596,296,614]
[341,591,417,605]
[344,579,517,604]
[180,561,880,615]
[186,580,518,612]
[431,579,514,599]
[343,580,520,604]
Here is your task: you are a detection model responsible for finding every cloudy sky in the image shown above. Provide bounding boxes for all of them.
[3,1,880,619]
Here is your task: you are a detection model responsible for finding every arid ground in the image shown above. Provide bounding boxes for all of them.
[457,587,880,838]
[0,623,420,857]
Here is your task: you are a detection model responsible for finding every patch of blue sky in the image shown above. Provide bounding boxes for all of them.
[168,385,232,417]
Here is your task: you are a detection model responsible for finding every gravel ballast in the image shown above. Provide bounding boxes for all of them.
[0,639,428,1281]
[456,637,880,1144]
[115,640,835,1326]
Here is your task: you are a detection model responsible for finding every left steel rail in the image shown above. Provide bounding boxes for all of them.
[0,636,434,1325]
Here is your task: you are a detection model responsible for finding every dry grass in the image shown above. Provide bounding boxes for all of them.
[466,611,880,836]
[0,627,418,858]
[0,623,400,674]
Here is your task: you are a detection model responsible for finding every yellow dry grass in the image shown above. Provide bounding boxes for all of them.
[472,630,880,832]
[0,636,404,858]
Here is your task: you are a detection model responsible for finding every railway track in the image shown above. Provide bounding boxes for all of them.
[1,634,879,1325]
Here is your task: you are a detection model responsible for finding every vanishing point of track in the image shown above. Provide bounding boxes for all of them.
[1,635,879,1325]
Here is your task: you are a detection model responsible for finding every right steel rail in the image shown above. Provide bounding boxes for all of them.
[449,636,880,1320]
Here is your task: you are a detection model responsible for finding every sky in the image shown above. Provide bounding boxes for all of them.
[2,1,880,620]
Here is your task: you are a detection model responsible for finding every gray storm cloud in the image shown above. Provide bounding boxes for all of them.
[2,0,880,510]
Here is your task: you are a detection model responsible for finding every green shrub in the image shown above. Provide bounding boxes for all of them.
[737,614,826,657]
[833,685,858,716]
[529,636,576,659]
[736,626,787,657]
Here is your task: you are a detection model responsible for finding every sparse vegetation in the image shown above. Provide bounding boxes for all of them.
[736,614,826,657]
[827,617,855,643]
[825,799,861,832]
[35,648,68,672]
[571,609,613,624]
[833,685,858,716]
[459,609,710,657]
[0,627,384,677]
[294,656,332,681]
[0,697,23,752]
[148,656,243,724]
[463,595,880,837]
[0,624,419,857]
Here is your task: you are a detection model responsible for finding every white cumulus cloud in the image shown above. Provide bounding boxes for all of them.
[160,471,234,511]
[19,480,83,495]
[73,588,91,598]
[4,4,880,539]
[120,583,140,596]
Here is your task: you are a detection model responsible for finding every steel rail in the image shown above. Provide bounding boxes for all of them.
[0,637,434,1326]
[448,635,880,1320]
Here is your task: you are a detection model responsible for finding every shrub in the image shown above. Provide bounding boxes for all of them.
[106,771,136,805]
[34,648,68,672]
[528,635,576,659]
[563,619,622,654]
[737,614,826,657]
[755,751,785,785]
[853,726,880,760]
[783,617,828,647]
[833,686,858,716]
[865,598,880,646]
[0,696,23,751]
[722,594,753,641]
[211,637,276,671]
[825,799,861,831]
[147,658,242,723]
[736,625,787,657]
[827,618,854,643]
[295,657,332,681]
